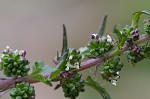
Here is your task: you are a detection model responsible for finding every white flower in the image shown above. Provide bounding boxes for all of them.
[106,35,112,42]
[111,79,117,86]
[65,66,70,71]
[69,55,73,60]
[74,62,80,69]
[14,50,19,54]
[6,46,10,50]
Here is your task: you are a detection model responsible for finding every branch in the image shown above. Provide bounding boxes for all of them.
[0,34,150,91]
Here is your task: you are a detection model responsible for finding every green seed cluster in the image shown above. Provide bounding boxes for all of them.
[10,82,35,99]
[144,18,150,35]
[127,46,144,63]
[60,71,84,99]
[87,34,113,58]
[0,46,30,77]
[65,48,82,71]
[100,58,123,85]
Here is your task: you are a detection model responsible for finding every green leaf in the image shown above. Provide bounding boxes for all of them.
[61,24,68,55]
[55,24,68,63]
[41,65,54,75]
[29,61,53,86]
[113,25,122,41]
[85,76,111,99]
[123,25,132,37]
[113,26,124,50]
[32,61,44,71]
[131,10,150,29]
[50,53,67,80]
[98,14,108,37]
[78,47,90,59]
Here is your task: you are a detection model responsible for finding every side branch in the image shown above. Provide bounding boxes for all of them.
[0,34,150,91]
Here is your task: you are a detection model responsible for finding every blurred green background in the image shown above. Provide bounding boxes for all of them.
[0,0,150,99]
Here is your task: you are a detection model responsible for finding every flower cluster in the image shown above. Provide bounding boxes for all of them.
[86,34,113,58]
[126,38,133,47]
[10,82,35,99]
[100,58,123,85]
[59,71,84,99]
[141,42,150,58]
[131,29,139,41]
[127,46,145,63]
[0,46,30,77]
[65,48,82,71]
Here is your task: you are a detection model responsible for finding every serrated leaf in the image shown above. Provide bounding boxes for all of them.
[98,14,108,37]
[131,10,150,29]
[85,76,111,99]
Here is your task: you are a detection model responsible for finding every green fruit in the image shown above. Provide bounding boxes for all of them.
[10,82,35,99]
[0,47,30,77]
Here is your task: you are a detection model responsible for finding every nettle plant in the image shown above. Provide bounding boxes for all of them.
[0,10,150,99]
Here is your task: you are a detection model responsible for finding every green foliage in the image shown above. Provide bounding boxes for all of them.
[61,24,68,56]
[59,71,84,99]
[10,82,35,99]
[0,10,149,99]
[50,48,82,80]
[113,25,132,50]
[84,76,111,99]
[55,24,68,63]
[127,46,144,63]
[50,53,68,80]
[98,14,108,37]
[144,18,150,34]
[65,48,82,71]
[131,10,150,29]
[29,61,53,86]
[86,34,113,58]
[0,46,30,77]
[142,42,150,58]
[100,58,123,85]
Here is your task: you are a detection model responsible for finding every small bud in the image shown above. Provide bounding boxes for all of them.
[131,29,139,40]
[6,46,11,50]
[95,34,99,40]
[2,49,9,54]
[60,71,68,78]
[133,46,141,54]
[19,50,26,57]
[6,46,13,53]
[90,34,99,40]
[126,38,133,46]
[90,34,95,39]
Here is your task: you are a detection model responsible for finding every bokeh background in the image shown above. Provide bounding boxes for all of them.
[0,0,150,99]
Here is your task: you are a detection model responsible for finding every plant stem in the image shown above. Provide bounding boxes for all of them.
[0,34,150,91]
